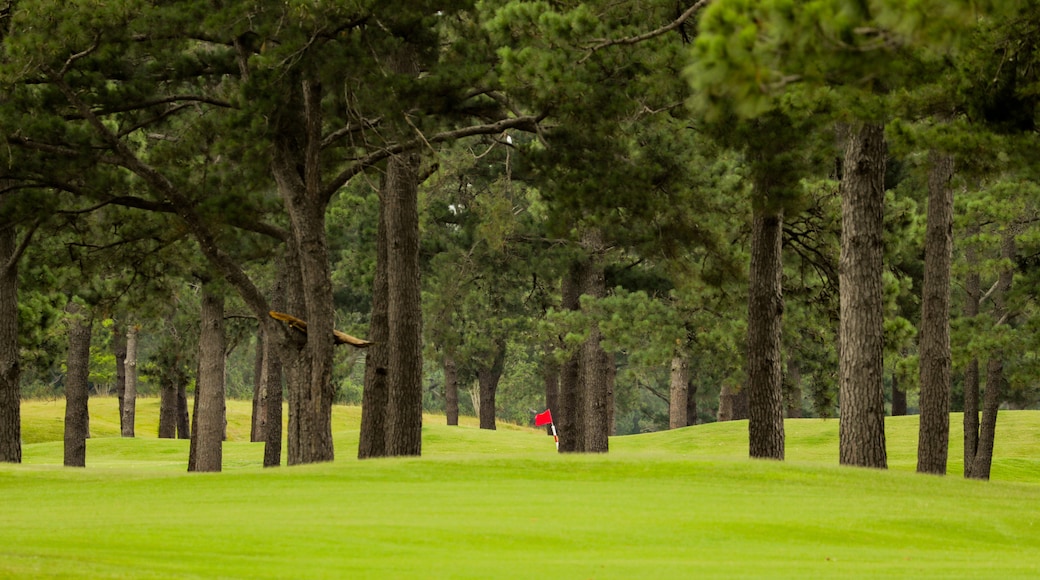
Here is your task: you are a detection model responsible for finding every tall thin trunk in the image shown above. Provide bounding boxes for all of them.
[176,370,190,440]
[189,288,225,473]
[272,79,336,465]
[0,221,21,463]
[838,122,888,469]
[384,150,424,456]
[962,225,981,477]
[359,194,390,458]
[121,325,138,437]
[558,261,583,453]
[968,231,1014,480]
[747,203,785,460]
[262,321,284,468]
[580,229,609,453]
[669,355,690,429]
[444,354,459,426]
[64,301,91,468]
[917,151,955,475]
[251,326,266,443]
[113,322,127,429]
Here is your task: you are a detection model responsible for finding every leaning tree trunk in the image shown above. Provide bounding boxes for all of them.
[189,287,226,473]
[580,229,609,453]
[838,122,888,469]
[383,150,424,457]
[746,202,785,460]
[0,222,22,463]
[478,338,507,430]
[64,301,92,468]
[968,231,1014,480]
[251,325,266,443]
[962,224,982,477]
[444,354,460,427]
[121,325,138,437]
[669,354,690,429]
[917,150,955,475]
[359,191,390,458]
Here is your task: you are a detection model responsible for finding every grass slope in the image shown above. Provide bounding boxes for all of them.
[2,398,1039,578]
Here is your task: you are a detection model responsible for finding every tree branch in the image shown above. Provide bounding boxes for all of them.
[4,218,41,274]
[580,0,712,63]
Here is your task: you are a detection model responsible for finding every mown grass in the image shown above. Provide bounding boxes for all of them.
[2,398,1039,578]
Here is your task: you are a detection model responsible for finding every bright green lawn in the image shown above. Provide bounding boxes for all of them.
[2,398,1039,578]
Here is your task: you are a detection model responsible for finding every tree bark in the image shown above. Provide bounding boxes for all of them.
[384,150,424,456]
[838,122,888,469]
[478,338,507,430]
[669,355,690,429]
[580,229,609,453]
[64,301,92,468]
[747,204,785,460]
[891,371,907,417]
[444,354,459,426]
[916,150,955,475]
[189,287,225,472]
[358,190,390,458]
[113,321,127,430]
[557,261,583,452]
[0,221,22,463]
[272,78,336,465]
[962,225,981,477]
[968,231,1014,480]
[176,371,190,440]
[121,325,138,437]
[158,365,178,438]
[251,326,266,443]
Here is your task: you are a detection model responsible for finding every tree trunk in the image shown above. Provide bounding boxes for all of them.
[262,321,284,468]
[747,203,785,460]
[669,355,690,429]
[962,225,981,478]
[557,261,583,453]
[383,150,424,456]
[838,122,888,469]
[64,301,92,468]
[251,326,266,442]
[718,383,735,422]
[916,151,955,475]
[968,231,1014,480]
[444,354,459,426]
[891,371,907,417]
[113,321,127,430]
[0,222,22,463]
[359,192,390,458]
[121,325,138,437]
[189,287,225,473]
[580,229,609,453]
[271,79,336,465]
[158,366,178,438]
[478,339,507,430]
[176,371,190,440]
[785,356,803,418]
[731,387,749,421]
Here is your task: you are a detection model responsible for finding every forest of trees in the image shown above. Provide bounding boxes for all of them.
[1,0,1038,479]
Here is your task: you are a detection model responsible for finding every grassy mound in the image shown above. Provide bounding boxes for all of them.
[2,398,1039,578]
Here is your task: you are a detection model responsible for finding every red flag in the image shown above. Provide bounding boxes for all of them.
[535,409,553,426]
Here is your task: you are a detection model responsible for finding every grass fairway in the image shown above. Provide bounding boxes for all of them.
[2,399,1039,578]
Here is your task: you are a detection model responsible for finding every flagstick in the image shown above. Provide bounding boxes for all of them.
[550,423,559,450]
